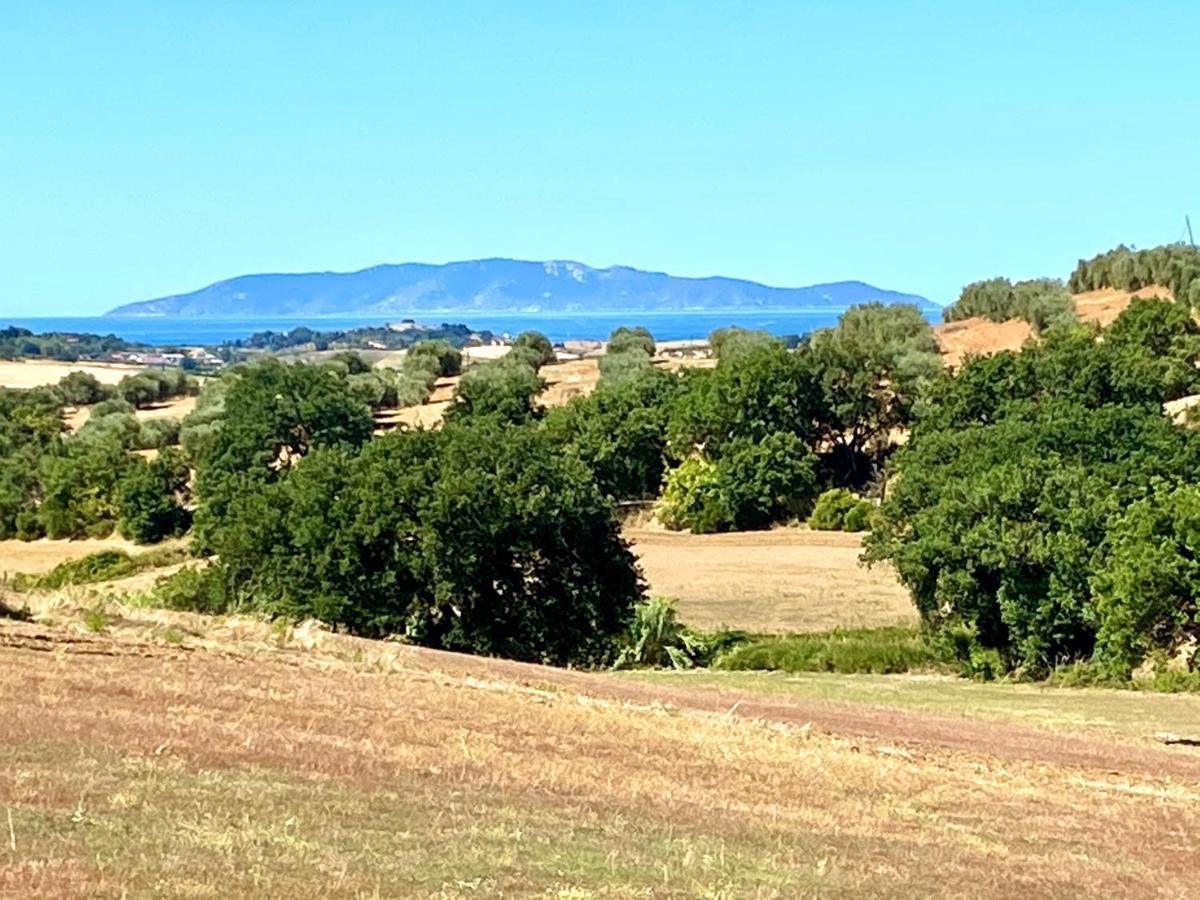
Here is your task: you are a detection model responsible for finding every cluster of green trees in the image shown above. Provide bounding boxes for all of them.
[0,326,142,361]
[148,314,938,662]
[232,321,490,353]
[546,311,939,533]
[866,297,1200,677]
[0,368,199,542]
[1068,243,1200,306]
[170,350,638,665]
[942,277,1076,332]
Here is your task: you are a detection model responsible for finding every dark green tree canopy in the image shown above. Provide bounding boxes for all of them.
[667,343,826,459]
[185,421,642,665]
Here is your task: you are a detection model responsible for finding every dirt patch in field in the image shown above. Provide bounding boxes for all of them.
[933,316,1033,367]
[629,526,916,632]
[537,357,602,407]
[62,394,198,433]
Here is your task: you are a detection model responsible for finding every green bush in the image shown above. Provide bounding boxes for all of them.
[118,449,192,544]
[607,325,656,358]
[657,457,729,533]
[150,566,231,615]
[404,339,462,378]
[13,545,191,591]
[90,397,135,418]
[511,330,556,367]
[613,597,702,669]
[58,371,113,406]
[842,499,874,532]
[713,625,947,674]
[658,435,819,534]
[136,418,182,449]
[808,488,872,531]
[943,277,1075,332]
[448,358,545,423]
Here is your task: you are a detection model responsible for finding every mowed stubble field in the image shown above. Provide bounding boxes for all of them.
[628,527,915,632]
[0,359,144,389]
[2,613,1199,898]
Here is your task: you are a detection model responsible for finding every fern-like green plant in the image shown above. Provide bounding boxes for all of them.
[613,597,701,669]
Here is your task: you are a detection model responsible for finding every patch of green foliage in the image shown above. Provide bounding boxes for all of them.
[599,326,656,384]
[117,368,197,409]
[543,366,680,501]
[448,347,546,424]
[808,488,874,532]
[613,597,704,669]
[713,625,949,675]
[230,322,488,353]
[0,326,143,361]
[183,364,640,664]
[82,604,109,633]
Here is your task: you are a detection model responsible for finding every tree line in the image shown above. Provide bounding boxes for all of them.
[1068,243,1200,307]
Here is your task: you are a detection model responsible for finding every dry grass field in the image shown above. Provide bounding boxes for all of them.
[1,607,1199,898]
[629,527,915,633]
[0,360,144,390]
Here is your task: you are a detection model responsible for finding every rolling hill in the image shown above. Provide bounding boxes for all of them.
[106,258,937,317]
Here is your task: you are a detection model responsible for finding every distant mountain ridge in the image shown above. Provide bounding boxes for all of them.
[106,258,937,317]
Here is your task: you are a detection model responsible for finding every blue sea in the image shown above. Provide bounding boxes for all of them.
[3,309,937,345]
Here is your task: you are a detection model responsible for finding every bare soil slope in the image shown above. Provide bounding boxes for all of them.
[932,286,1176,366]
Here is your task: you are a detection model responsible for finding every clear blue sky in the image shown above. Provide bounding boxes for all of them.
[2,1,1198,315]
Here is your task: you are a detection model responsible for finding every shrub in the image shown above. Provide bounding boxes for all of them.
[657,457,730,533]
[613,597,702,669]
[90,397,135,418]
[404,339,462,378]
[717,433,819,530]
[511,330,556,367]
[607,325,656,358]
[118,449,192,544]
[136,418,182,449]
[842,499,874,532]
[449,358,544,423]
[809,488,860,530]
[150,566,231,615]
[1090,482,1200,675]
